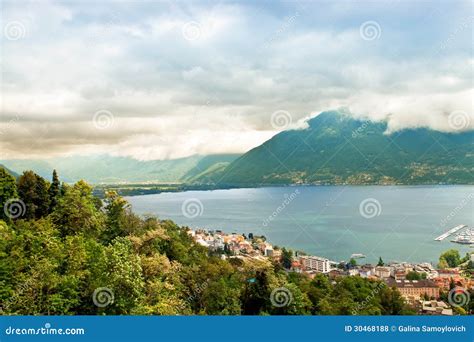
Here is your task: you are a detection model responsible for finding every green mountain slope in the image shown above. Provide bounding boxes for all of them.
[1,154,240,184]
[215,111,474,185]
[0,164,19,178]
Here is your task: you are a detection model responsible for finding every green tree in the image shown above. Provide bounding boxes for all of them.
[406,271,422,280]
[281,248,293,269]
[49,170,61,212]
[52,180,104,237]
[17,171,38,219]
[34,175,50,218]
[241,270,271,315]
[439,249,461,268]
[101,237,144,314]
[379,285,414,315]
[269,283,311,315]
[304,273,332,314]
[0,168,18,221]
[17,171,50,219]
[102,191,131,243]
[377,257,384,266]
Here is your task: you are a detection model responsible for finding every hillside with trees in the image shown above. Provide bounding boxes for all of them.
[0,167,416,315]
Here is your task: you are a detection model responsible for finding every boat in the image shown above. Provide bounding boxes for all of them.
[450,228,474,245]
[350,253,366,259]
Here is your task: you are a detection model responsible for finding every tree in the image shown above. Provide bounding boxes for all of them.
[281,248,293,269]
[99,237,144,314]
[269,283,311,315]
[438,258,448,269]
[17,171,38,219]
[349,258,357,268]
[241,270,271,315]
[377,257,384,266]
[52,180,104,237]
[406,271,422,280]
[439,249,461,268]
[0,168,18,221]
[305,273,332,314]
[17,171,50,219]
[102,191,131,243]
[34,175,50,218]
[49,170,61,212]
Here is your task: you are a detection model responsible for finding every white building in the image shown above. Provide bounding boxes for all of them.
[300,256,331,273]
[374,266,391,279]
[264,246,274,257]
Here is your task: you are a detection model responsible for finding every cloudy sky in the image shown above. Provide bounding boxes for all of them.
[1,0,472,160]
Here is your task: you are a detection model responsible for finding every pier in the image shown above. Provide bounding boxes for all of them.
[434,224,467,241]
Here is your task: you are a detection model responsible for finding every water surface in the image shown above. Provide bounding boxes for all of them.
[126,186,473,264]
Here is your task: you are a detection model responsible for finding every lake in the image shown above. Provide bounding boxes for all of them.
[125,186,473,264]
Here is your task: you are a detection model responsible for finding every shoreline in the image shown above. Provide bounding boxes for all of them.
[102,183,474,197]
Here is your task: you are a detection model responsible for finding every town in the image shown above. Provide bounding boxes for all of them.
[188,228,474,316]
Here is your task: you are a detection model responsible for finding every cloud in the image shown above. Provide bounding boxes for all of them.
[1,0,472,160]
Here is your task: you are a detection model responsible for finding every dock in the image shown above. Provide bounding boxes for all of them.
[434,224,467,241]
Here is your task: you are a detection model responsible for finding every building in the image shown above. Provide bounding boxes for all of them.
[300,256,331,274]
[264,245,274,257]
[374,266,391,279]
[359,265,374,278]
[392,267,406,280]
[437,269,460,278]
[385,278,439,300]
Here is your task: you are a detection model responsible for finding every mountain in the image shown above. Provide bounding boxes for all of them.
[212,111,474,185]
[0,164,19,178]
[1,154,240,184]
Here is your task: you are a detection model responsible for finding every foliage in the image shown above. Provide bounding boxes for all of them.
[405,271,426,280]
[439,249,461,268]
[377,257,384,266]
[0,168,17,221]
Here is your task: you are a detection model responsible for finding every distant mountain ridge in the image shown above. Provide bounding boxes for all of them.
[3,111,473,185]
[1,154,240,184]
[212,111,474,185]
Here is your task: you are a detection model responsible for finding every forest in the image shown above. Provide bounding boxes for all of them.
[0,167,420,315]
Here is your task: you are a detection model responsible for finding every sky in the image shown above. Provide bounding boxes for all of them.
[0,0,472,160]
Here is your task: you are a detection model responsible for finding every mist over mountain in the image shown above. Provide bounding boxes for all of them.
[3,111,472,186]
[213,111,474,185]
